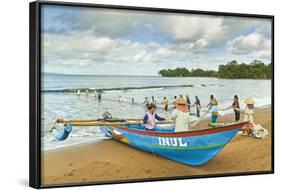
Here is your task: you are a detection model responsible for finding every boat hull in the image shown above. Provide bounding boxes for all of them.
[100,122,247,166]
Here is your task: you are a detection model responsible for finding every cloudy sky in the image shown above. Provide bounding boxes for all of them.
[41,5,272,76]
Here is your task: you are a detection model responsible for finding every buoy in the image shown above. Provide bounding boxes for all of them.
[52,123,73,141]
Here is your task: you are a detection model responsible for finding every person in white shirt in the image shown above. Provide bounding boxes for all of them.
[171,96,191,132]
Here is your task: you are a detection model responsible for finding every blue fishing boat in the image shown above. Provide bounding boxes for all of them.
[99,121,248,166]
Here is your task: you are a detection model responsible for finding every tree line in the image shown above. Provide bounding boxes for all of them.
[158,60,271,79]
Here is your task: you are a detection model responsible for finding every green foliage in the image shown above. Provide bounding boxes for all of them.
[158,67,217,77]
[217,60,271,79]
[158,60,271,79]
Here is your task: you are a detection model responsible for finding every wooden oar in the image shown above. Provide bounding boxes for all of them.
[65,120,174,127]
[56,118,142,123]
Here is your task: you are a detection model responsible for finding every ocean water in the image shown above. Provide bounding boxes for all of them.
[41,73,271,150]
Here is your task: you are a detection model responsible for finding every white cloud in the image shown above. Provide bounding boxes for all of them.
[227,32,271,62]
[228,33,263,54]
[153,48,176,57]
[42,6,272,75]
[42,31,185,74]
[159,15,226,43]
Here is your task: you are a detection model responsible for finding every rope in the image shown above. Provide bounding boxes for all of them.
[190,111,209,128]
[49,120,57,133]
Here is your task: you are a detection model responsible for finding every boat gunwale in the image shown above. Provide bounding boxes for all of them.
[110,121,248,137]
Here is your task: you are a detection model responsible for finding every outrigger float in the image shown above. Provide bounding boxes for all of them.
[53,118,248,166]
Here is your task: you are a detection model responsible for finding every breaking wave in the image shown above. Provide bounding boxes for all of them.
[42,84,222,93]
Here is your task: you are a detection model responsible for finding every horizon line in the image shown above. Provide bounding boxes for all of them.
[43,72,160,77]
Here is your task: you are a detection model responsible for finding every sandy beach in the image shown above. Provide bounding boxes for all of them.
[42,106,272,186]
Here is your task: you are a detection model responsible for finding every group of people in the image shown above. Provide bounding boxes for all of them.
[142,95,201,117]
[142,94,256,134]
[143,96,192,132]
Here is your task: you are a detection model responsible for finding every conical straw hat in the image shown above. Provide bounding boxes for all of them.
[175,97,187,105]
[244,97,255,104]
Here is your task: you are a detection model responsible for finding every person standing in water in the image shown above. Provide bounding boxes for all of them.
[186,95,191,111]
[77,89,81,96]
[193,95,201,117]
[173,96,177,109]
[97,90,102,101]
[171,96,191,132]
[161,97,169,111]
[152,96,156,104]
[208,95,219,125]
[143,97,149,107]
[131,97,135,104]
[143,104,165,131]
[118,96,122,102]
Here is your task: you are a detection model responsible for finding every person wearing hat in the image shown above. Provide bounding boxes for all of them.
[208,95,219,125]
[242,97,255,135]
[143,103,165,130]
[171,96,191,132]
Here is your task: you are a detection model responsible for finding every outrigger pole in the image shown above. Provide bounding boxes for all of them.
[55,118,174,127]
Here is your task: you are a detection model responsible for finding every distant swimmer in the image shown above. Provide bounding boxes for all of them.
[85,89,89,96]
[77,89,80,96]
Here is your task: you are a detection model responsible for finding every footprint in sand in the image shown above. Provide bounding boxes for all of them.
[68,162,74,167]
[68,172,74,176]
[54,177,60,181]
[145,169,152,174]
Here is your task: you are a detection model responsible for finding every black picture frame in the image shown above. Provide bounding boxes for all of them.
[29,1,274,188]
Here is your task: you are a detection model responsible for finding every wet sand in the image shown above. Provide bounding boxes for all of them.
[42,106,272,186]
